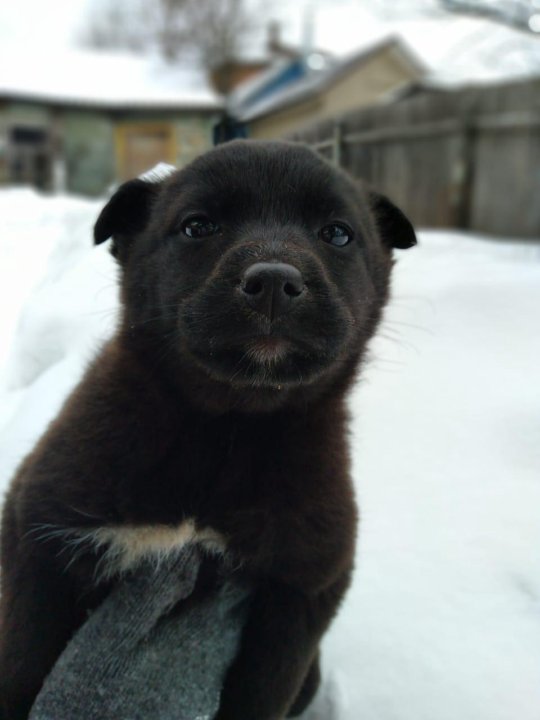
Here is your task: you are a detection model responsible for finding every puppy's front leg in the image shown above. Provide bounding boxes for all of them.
[0,495,87,720]
[215,571,350,720]
[0,549,84,720]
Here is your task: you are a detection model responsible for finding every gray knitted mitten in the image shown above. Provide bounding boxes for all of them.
[29,545,250,720]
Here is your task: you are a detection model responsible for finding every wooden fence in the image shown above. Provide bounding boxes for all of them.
[287,78,540,239]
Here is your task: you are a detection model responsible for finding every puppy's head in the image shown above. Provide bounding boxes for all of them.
[95,141,415,412]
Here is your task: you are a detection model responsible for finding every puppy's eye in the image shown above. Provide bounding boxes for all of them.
[319,223,353,247]
[181,216,220,239]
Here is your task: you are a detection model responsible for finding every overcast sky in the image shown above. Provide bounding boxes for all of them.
[1,0,538,83]
[0,0,429,54]
[0,0,89,49]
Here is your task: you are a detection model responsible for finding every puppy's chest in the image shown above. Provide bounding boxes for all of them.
[71,434,297,581]
[71,519,227,581]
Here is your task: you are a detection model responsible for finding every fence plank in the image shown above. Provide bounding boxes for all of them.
[286,79,540,238]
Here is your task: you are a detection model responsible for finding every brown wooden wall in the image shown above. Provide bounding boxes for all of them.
[286,78,540,239]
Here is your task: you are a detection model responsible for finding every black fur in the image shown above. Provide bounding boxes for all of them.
[0,140,416,720]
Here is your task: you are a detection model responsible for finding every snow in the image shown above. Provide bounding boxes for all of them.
[0,48,222,109]
[3,2,540,113]
[2,3,539,118]
[0,190,117,481]
[1,189,539,719]
[318,233,540,720]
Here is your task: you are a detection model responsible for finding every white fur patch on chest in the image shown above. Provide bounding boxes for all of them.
[72,519,227,581]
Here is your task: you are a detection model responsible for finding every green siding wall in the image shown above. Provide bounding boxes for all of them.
[0,103,52,185]
[63,111,115,196]
[2,102,50,125]
[1,101,220,196]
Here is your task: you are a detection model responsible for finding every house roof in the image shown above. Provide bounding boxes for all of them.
[0,49,223,111]
[228,58,304,112]
[228,58,322,117]
[235,36,424,123]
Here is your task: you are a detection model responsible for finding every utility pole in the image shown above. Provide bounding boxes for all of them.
[302,0,316,67]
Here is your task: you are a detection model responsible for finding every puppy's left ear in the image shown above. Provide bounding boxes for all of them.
[370,192,417,250]
[94,179,161,261]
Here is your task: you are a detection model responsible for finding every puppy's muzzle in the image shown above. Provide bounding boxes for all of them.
[241,262,305,321]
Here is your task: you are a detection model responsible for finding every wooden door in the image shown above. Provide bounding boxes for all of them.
[116,123,176,180]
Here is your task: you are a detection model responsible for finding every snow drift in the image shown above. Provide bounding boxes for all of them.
[0,189,539,720]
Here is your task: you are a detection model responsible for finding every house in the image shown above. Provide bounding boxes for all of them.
[230,36,426,140]
[214,21,333,143]
[214,53,332,144]
[211,20,332,99]
[0,49,223,196]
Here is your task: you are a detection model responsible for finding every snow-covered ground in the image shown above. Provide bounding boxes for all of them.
[0,189,539,719]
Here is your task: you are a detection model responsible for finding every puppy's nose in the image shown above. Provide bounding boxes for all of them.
[241,262,305,320]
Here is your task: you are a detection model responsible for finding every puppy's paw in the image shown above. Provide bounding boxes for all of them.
[287,657,321,717]
[294,669,348,720]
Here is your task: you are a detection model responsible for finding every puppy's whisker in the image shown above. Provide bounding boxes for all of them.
[151,328,186,369]
[229,350,253,385]
[133,313,180,327]
[67,505,104,521]
[377,329,421,354]
[80,307,120,319]
[384,319,433,335]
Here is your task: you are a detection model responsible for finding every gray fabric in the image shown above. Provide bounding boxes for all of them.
[29,545,250,720]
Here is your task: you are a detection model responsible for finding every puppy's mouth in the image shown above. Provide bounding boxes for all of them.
[181,326,341,390]
[244,337,290,366]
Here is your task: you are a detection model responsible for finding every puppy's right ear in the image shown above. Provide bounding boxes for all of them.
[94,179,161,261]
[370,191,417,250]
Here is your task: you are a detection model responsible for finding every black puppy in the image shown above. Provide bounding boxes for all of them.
[0,140,416,720]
